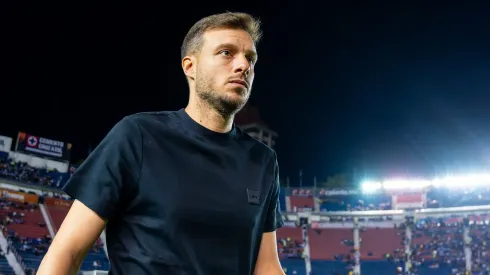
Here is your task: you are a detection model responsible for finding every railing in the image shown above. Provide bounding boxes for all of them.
[6,237,28,274]
[281,186,361,196]
[39,203,57,237]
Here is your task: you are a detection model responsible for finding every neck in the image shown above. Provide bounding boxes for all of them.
[185,100,234,133]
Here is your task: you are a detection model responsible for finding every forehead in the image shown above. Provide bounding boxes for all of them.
[201,28,256,52]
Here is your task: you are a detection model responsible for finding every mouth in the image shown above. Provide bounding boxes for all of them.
[228,79,249,89]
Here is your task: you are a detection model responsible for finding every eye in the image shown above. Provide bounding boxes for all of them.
[219,50,232,56]
[246,56,256,64]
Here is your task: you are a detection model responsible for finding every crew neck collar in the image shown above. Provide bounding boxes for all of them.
[175,108,237,140]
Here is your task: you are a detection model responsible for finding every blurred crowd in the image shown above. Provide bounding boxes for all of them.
[3,149,490,274]
[0,153,69,190]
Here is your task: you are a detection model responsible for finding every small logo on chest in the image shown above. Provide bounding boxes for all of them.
[247,189,260,205]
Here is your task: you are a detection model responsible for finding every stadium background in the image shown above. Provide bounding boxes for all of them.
[0,108,487,275]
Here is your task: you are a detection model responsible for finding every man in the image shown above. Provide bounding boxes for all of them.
[37,12,285,275]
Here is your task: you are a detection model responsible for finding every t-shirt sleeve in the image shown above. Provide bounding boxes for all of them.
[263,152,284,232]
[62,116,143,221]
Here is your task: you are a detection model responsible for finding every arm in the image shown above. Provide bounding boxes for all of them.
[254,231,285,275]
[37,116,142,274]
[37,200,106,275]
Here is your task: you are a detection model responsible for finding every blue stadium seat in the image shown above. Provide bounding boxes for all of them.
[0,255,15,275]
[281,260,455,275]
[80,249,110,271]
[14,247,44,271]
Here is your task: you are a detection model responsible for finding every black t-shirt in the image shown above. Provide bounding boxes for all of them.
[63,109,283,275]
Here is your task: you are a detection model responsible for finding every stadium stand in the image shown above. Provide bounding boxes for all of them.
[45,204,109,271]
[0,254,14,275]
[0,149,108,274]
[277,219,485,274]
[3,202,49,271]
[3,138,490,274]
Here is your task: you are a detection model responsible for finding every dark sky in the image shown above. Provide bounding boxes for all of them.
[2,2,490,186]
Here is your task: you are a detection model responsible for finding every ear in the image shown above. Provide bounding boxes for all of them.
[182,56,196,80]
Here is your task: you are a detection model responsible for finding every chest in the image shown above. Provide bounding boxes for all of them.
[129,136,273,234]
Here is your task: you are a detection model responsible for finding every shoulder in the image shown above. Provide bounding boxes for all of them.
[99,110,181,149]
[234,126,277,165]
[122,110,181,131]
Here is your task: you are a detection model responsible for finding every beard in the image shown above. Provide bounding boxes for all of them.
[195,69,250,117]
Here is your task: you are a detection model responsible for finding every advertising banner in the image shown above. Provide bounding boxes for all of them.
[44,197,73,208]
[16,132,72,161]
[0,188,39,204]
[0,135,12,152]
[392,192,425,209]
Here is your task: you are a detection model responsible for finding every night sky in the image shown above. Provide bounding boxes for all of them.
[3,2,490,186]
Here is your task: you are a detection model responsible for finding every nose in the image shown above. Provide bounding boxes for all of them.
[233,55,252,77]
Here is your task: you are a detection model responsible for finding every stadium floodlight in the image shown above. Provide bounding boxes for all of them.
[360,181,382,193]
[361,173,490,193]
[361,178,431,193]
[383,179,431,190]
[433,174,490,188]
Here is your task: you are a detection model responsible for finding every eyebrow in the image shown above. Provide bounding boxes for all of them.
[215,43,258,60]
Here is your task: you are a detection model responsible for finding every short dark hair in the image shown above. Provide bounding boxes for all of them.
[181,12,262,60]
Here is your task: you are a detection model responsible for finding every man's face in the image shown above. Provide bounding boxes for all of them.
[194,28,257,116]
